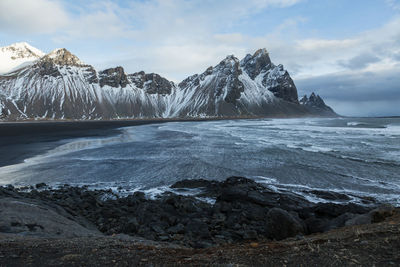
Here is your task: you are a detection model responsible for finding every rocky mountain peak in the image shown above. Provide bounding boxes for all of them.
[240,48,272,79]
[1,42,45,59]
[0,42,45,75]
[203,55,244,104]
[213,55,241,75]
[299,95,308,104]
[300,92,324,106]
[41,48,85,66]
[300,92,337,116]
[253,48,269,58]
[221,55,239,64]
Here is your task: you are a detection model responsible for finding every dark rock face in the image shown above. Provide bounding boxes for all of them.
[178,74,199,89]
[266,208,305,240]
[217,57,245,104]
[345,205,395,226]
[0,107,7,119]
[83,66,99,84]
[240,49,299,104]
[263,65,299,103]
[241,48,272,80]
[129,71,173,95]
[35,60,61,77]
[99,67,128,88]
[0,177,387,247]
[182,56,245,105]
[0,197,101,238]
[300,92,337,116]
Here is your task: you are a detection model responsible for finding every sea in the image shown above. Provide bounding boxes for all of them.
[0,117,399,205]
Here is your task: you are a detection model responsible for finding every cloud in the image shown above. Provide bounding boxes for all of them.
[242,16,400,84]
[295,68,400,116]
[393,52,400,61]
[0,0,134,40]
[83,0,306,80]
[338,54,381,70]
[326,100,400,117]
[0,0,69,34]
[386,0,400,11]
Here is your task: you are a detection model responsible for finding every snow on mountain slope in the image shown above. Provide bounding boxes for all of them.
[0,42,45,75]
[0,47,179,120]
[170,49,307,117]
[0,43,334,120]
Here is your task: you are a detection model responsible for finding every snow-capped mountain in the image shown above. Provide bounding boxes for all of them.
[0,43,336,120]
[0,42,45,75]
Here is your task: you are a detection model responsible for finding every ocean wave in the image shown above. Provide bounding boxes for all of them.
[337,154,400,167]
[285,143,335,153]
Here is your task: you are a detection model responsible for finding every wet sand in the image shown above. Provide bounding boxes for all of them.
[0,120,169,168]
[0,116,272,168]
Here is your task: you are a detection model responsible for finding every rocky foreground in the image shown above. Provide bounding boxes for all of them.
[0,177,399,266]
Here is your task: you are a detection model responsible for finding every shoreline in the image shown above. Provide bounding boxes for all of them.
[0,117,265,168]
[0,119,171,168]
[0,115,331,168]
[0,177,395,242]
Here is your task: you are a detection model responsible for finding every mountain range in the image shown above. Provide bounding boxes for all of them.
[0,42,336,120]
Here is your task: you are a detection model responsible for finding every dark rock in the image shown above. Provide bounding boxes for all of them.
[266,208,305,240]
[151,224,166,235]
[84,66,99,84]
[300,92,337,116]
[123,217,139,233]
[0,177,386,248]
[327,212,356,230]
[345,214,371,226]
[240,48,272,80]
[311,203,370,218]
[36,61,61,77]
[217,177,310,211]
[35,183,47,189]
[242,230,258,240]
[158,235,170,241]
[193,240,213,249]
[99,67,128,88]
[185,221,210,238]
[0,197,101,237]
[128,71,173,95]
[369,205,395,223]
[171,179,217,189]
[309,190,352,201]
[264,65,299,103]
[167,223,185,234]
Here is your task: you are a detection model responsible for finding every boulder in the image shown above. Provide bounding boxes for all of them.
[0,198,101,238]
[266,208,304,240]
[370,204,395,223]
[345,214,371,226]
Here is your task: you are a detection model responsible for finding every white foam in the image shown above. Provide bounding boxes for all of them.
[347,121,363,126]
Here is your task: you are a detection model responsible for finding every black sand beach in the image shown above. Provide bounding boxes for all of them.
[0,119,169,167]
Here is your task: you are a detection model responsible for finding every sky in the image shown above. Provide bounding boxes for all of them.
[0,0,399,116]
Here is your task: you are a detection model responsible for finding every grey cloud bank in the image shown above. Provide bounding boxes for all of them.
[296,69,400,117]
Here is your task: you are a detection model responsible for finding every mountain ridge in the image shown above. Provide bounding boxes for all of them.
[0,43,337,120]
